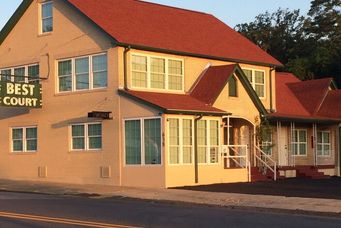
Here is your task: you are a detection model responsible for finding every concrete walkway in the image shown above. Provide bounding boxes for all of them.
[0,179,340,215]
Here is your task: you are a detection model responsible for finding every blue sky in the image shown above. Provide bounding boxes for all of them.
[0,0,312,30]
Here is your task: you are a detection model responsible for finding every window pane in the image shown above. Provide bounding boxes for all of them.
[243,69,252,82]
[125,120,141,165]
[299,130,306,142]
[229,76,237,97]
[317,132,323,143]
[42,2,53,18]
[183,147,192,164]
[132,55,147,88]
[88,124,101,136]
[255,71,265,83]
[210,121,219,146]
[151,73,165,89]
[132,72,147,88]
[73,138,85,150]
[197,120,207,146]
[198,147,207,163]
[72,125,84,137]
[168,75,182,90]
[93,55,107,88]
[13,140,23,152]
[75,57,89,90]
[26,139,37,151]
[182,119,192,146]
[12,129,23,140]
[1,69,11,81]
[323,132,330,143]
[168,60,183,90]
[151,58,165,73]
[168,60,182,75]
[144,119,161,165]
[169,147,179,164]
[58,60,72,92]
[169,119,179,145]
[42,18,53,33]
[14,67,25,82]
[89,137,102,149]
[26,128,37,139]
[299,144,306,155]
[132,55,147,72]
[255,85,264,97]
[28,65,39,82]
[210,147,219,163]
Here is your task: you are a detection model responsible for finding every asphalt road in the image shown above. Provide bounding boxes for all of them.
[0,191,340,228]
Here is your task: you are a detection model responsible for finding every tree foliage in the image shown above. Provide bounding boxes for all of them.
[235,0,341,86]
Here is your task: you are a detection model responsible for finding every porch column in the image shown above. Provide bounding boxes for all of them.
[313,123,317,166]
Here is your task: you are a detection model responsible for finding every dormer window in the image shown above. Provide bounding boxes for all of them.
[41,1,53,34]
[243,68,265,98]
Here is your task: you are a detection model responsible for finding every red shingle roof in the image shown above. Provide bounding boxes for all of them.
[191,65,237,105]
[66,0,282,66]
[119,90,227,115]
[272,72,341,121]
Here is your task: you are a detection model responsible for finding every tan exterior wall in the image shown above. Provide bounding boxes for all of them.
[0,0,120,185]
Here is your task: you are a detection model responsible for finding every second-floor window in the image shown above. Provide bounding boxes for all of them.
[243,69,265,98]
[0,64,39,83]
[41,1,53,34]
[131,54,184,91]
[58,53,107,92]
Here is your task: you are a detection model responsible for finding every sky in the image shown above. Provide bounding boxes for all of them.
[0,0,312,30]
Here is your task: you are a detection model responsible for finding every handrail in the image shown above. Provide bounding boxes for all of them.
[254,145,277,181]
[221,145,249,169]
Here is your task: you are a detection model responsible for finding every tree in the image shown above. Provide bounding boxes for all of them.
[235,0,341,87]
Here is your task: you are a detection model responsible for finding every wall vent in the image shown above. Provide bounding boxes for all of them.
[100,166,111,178]
[38,166,47,178]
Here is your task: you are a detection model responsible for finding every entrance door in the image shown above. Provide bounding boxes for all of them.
[278,126,289,166]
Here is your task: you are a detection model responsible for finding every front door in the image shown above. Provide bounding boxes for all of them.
[278,126,289,166]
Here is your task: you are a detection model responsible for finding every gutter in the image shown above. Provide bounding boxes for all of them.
[194,115,203,183]
[269,67,275,112]
[267,115,341,124]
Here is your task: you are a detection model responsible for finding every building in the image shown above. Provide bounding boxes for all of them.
[0,0,340,188]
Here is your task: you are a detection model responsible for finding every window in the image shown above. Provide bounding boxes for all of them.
[242,69,265,98]
[12,127,38,152]
[131,54,183,91]
[41,2,53,33]
[71,123,102,150]
[169,118,193,165]
[125,118,162,165]
[197,120,220,164]
[292,129,307,156]
[228,76,238,97]
[58,53,107,92]
[1,64,39,83]
[317,131,331,156]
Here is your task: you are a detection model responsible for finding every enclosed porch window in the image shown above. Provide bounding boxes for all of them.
[317,131,331,156]
[292,129,307,156]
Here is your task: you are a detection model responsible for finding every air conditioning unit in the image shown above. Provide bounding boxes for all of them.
[100,166,111,178]
[38,166,47,178]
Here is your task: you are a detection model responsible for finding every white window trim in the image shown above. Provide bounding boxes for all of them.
[242,67,266,99]
[11,126,38,153]
[1,63,39,83]
[40,1,53,34]
[123,117,163,166]
[317,130,331,157]
[56,53,107,93]
[197,119,221,165]
[292,129,307,156]
[70,122,102,151]
[130,53,185,93]
[167,117,195,166]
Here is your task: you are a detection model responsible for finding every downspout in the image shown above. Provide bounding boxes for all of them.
[123,46,131,90]
[269,67,275,112]
[194,115,203,183]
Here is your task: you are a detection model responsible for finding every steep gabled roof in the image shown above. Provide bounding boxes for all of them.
[0,0,282,67]
[118,90,228,116]
[270,72,341,122]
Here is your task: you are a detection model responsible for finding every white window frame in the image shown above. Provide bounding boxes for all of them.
[40,1,53,34]
[317,131,331,157]
[168,117,194,165]
[57,53,107,93]
[197,119,221,165]
[70,122,102,151]
[242,68,266,99]
[130,53,184,92]
[0,64,40,83]
[11,126,38,153]
[123,117,163,166]
[292,129,307,156]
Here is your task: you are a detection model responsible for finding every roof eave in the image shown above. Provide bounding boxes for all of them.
[267,115,341,124]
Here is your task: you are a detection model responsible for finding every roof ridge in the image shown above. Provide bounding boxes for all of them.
[135,0,211,16]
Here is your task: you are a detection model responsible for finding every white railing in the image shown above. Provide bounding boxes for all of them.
[254,145,277,181]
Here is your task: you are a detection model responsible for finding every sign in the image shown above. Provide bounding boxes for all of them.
[88,111,112,119]
[0,82,42,108]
